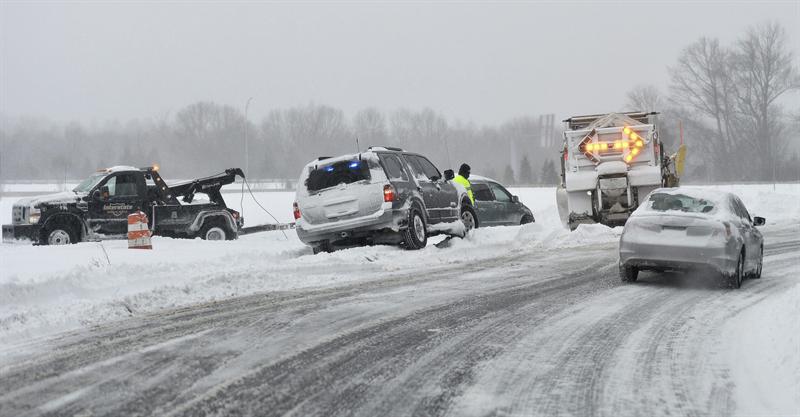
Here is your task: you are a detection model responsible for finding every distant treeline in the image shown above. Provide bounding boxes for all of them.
[0,105,563,185]
[2,21,797,185]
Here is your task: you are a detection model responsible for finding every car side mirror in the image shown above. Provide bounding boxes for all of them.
[92,189,102,201]
[99,186,110,200]
[753,216,765,226]
[512,195,519,203]
[444,169,455,181]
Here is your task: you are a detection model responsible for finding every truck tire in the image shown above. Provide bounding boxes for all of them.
[619,264,638,282]
[402,207,427,250]
[200,219,234,241]
[42,220,79,245]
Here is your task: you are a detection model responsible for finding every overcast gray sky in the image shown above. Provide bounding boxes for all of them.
[1,1,798,125]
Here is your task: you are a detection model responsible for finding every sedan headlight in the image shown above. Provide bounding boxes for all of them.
[28,207,41,224]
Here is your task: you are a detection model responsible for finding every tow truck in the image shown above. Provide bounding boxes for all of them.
[3,166,246,245]
[556,111,685,230]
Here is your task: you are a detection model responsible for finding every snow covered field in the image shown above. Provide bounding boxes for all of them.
[1,183,799,415]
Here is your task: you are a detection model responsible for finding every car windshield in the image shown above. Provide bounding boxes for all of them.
[73,172,106,193]
[305,160,372,193]
[647,192,715,213]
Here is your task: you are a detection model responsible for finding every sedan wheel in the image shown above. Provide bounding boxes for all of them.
[730,252,744,289]
[461,208,476,232]
[753,247,763,279]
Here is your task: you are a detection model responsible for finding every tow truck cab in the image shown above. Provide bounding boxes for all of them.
[2,166,245,245]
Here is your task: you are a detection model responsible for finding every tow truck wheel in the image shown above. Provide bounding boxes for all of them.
[200,220,233,241]
[43,223,78,245]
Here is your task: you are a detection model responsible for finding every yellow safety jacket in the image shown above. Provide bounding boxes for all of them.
[454,174,474,205]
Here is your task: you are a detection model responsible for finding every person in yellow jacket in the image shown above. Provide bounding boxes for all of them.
[454,163,474,205]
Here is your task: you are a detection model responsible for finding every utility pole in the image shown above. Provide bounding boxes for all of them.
[244,97,253,178]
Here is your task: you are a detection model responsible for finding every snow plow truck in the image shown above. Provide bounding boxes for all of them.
[557,111,683,230]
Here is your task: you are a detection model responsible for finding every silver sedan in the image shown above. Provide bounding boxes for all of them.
[619,188,765,288]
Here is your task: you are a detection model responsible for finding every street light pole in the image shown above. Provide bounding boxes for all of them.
[244,97,253,177]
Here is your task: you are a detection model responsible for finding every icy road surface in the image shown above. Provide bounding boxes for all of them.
[0,185,799,416]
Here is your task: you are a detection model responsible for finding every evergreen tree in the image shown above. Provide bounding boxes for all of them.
[540,158,559,185]
[518,154,535,185]
[503,164,516,185]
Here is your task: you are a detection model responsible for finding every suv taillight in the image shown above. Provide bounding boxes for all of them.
[293,202,301,220]
[383,185,396,202]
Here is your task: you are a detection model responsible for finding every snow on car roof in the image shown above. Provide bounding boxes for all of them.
[304,152,379,169]
[647,187,732,204]
[101,165,140,173]
[469,175,502,184]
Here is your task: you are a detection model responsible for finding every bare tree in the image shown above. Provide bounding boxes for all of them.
[730,22,799,179]
[669,37,740,179]
[625,85,665,112]
[353,107,388,147]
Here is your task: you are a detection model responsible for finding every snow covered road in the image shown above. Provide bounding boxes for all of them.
[0,223,798,416]
[0,184,798,416]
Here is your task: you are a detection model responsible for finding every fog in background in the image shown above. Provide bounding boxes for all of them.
[1,2,798,183]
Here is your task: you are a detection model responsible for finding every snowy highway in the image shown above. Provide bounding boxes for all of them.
[1,186,799,416]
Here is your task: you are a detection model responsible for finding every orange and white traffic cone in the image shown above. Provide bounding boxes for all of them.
[127,211,152,249]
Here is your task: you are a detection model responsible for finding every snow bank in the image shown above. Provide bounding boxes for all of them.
[0,183,798,346]
[722,283,800,415]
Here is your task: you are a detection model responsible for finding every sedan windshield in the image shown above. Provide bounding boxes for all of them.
[73,172,106,193]
[647,192,715,213]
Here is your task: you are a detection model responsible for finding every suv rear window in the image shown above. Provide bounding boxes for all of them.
[306,160,372,192]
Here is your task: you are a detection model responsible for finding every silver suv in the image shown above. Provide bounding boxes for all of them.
[293,147,473,253]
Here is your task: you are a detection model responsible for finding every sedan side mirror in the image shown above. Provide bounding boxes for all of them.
[444,169,455,181]
[753,216,766,226]
[512,195,520,203]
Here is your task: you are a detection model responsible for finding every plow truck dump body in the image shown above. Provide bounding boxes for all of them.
[557,111,677,230]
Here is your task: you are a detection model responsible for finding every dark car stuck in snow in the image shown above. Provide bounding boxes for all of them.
[470,176,535,227]
[2,166,246,245]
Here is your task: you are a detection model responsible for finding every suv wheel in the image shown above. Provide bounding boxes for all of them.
[403,208,427,250]
[313,241,332,254]
[619,264,638,282]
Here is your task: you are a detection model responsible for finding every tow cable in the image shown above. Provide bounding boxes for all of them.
[240,177,289,240]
